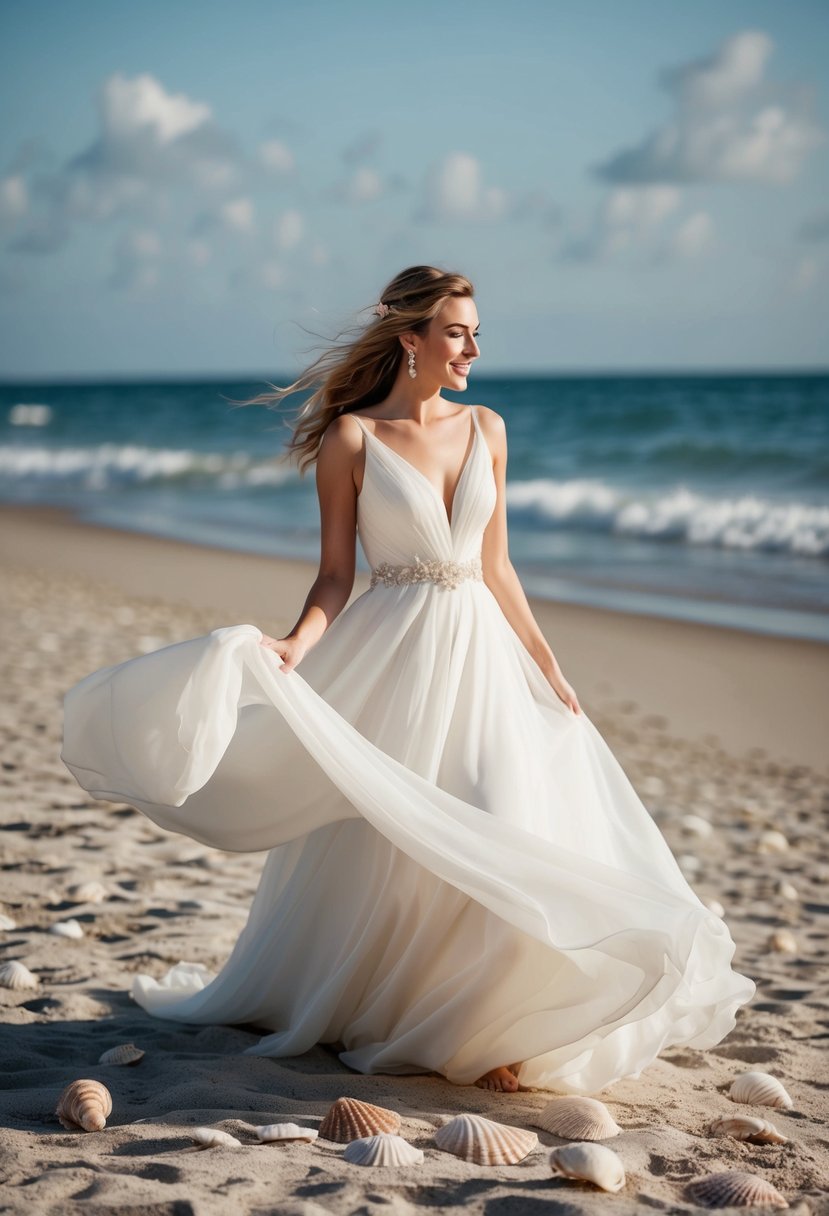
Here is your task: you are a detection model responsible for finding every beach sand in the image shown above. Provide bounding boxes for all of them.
[0,503,826,1214]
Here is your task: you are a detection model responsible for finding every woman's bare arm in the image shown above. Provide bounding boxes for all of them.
[477,406,581,713]
[259,415,362,672]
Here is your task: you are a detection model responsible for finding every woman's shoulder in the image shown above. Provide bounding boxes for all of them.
[472,404,507,441]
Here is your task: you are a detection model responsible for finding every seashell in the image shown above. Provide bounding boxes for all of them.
[729,1071,793,1110]
[0,959,39,990]
[254,1123,319,1143]
[49,918,84,939]
[758,830,789,854]
[318,1096,401,1143]
[707,1115,787,1144]
[680,813,713,838]
[678,853,702,873]
[767,929,797,954]
[777,880,798,901]
[705,899,726,918]
[687,1169,789,1208]
[533,1096,621,1141]
[55,1079,112,1131]
[98,1043,144,1066]
[0,913,16,930]
[549,1142,626,1192]
[343,1133,424,1166]
[191,1127,241,1149]
[66,881,108,904]
[434,1113,538,1165]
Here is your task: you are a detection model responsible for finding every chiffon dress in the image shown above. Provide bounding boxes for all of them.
[61,404,756,1093]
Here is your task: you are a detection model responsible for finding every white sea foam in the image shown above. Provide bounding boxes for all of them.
[506,478,829,556]
[0,443,292,488]
[8,403,52,427]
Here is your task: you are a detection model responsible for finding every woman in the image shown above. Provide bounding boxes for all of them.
[61,264,756,1095]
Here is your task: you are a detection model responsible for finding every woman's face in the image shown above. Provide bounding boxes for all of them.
[409,297,481,389]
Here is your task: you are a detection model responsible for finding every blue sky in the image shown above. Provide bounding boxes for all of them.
[1,0,827,378]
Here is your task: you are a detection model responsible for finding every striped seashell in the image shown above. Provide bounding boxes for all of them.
[56,1079,112,1132]
[318,1097,401,1143]
[729,1071,793,1110]
[254,1123,319,1143]
[533,1096,621,1141]
[0,960,39,990]
[49,919,84,939]
[343,1133,424,1167]
[707,1115,787,1144]
[549,1142,626,1192]
[98,1043,144,1066]
[434,1113,538,1165]
[191,1127,242,1149]
[687,1169,789,1208]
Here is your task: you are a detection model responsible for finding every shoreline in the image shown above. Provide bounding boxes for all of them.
[1,501,827,771]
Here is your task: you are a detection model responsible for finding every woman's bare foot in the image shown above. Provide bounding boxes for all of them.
[473,1064,522,1092]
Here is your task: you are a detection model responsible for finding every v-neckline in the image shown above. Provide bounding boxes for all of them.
[354,406,478,532]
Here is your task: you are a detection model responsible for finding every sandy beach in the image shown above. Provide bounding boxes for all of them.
[0,502,826,1215]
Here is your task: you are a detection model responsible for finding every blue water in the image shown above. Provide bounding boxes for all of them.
[2,373,828,640]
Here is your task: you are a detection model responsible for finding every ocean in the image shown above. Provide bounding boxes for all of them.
[2,372,828,641]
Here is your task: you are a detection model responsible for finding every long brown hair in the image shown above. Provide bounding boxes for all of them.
[233,264,475,474]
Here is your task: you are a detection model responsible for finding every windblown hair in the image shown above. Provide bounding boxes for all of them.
[234,264,475,474]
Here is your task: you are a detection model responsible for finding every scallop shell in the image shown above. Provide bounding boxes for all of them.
[55,1079,112,1131]
[767,929,797,954]
[533,1096,621,1141]
[49,918,84,939]
[343,1133,424,1166]
[318,1097,401,1143]
[98,1043,144,1066]
[254,1123,319,1143]
[549,1142,626,1192]
[191,1127,241,1149]
[66,881,108,903]
[687,1169,789,1208]
[434,1113,538,1165]
[707,1115,787,1144]
[0,913,16,930]
[729,1071,793,1110]
[0,960,39,990]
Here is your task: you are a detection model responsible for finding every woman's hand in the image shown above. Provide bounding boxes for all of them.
[258,633,308,674]
[542,659,582,715]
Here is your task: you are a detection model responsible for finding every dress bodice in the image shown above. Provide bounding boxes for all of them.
[350,405,497,569]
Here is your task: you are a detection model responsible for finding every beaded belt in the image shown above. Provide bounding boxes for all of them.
[369,556,483,591]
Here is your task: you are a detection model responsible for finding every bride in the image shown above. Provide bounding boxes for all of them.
[61,263,756,1095]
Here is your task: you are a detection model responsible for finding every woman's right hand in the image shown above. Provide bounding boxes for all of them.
[258,633,309,674]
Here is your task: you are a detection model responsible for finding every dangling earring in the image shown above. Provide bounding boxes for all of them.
[407,349,417,379]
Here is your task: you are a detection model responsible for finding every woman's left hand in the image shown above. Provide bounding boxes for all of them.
[546,663,582,715]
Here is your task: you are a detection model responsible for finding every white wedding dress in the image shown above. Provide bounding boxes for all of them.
[61,405,756,1093]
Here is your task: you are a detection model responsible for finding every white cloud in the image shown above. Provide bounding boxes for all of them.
[657,210,714,263]
[594,30,825,185]
[344,167,383,203]
[416,152,507,223]
[0,175,28,230]
[561,185,682,263]
[274,209,303,250]
[220,197,255,232]
[100,72,211,146]
[259,139,295,174]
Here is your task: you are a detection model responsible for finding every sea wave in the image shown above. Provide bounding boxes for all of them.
[506,478,829,557]
[0,443,293,489]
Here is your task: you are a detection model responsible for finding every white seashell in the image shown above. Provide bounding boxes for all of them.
[729,1071,793,1110]
[191,1127,242,1149]
[66,881,108,903]
[343,1133,424,1166]
[707,1115,787,1144]
[680,814,713,838]
[767,929,797,954]
[98,1043,144,1066]
[434,1113,538,1165]
[776,880,798,901]
[758,830,789,854]
[641,775,665,798]
[687,1169,789,1208]
[254,1123,319,1143]
[0,959,39,990]
[678,853,702,873]
[56,1079,112,1131]
[705,899,726,917]
[49,918,84,939]
[533,1096,621,1141]
[549,1142,626,1192]
[0,913,16,930]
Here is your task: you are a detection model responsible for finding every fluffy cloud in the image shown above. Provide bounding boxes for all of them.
[220,197,255,233]
[274,209,304,250]
[259,140,295,174]
[560,185,683,263]
[416,152,507,223]
[593,30,825,185]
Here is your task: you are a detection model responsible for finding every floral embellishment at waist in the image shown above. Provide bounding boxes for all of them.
[369,556,483,591]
